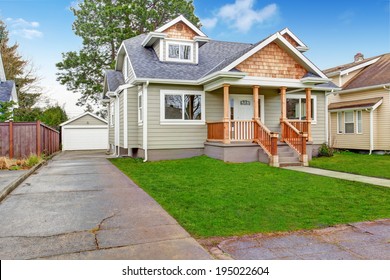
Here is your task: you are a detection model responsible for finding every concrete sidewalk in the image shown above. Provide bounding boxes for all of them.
[283,166,390,188]
[0,151,211,260]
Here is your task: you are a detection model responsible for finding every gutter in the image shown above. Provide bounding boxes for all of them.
[143,81,149,162]
[337,83,390,95]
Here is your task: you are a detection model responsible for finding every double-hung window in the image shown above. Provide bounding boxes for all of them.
[166,42,192,62]
[160,90,205,124]
[286,94,317,123]
[344,111,354,134]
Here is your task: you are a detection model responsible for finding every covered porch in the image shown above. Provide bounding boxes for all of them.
[205,84,313,167]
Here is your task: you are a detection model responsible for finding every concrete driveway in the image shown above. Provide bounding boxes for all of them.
[0,151,210,260]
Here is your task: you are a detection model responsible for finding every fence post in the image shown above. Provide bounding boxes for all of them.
[36,121,41,156]
[9,121,13,159]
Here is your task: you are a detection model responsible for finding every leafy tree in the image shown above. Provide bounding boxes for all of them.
[40,105,68,129]
[0,20,43,121]
[0,100,16,121]
[56,0,200,111]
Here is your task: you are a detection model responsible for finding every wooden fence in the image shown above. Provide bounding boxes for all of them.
[0,121,60,159]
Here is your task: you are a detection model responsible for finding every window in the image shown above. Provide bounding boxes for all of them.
[138,88,143,124]
[344,111,354,133]
[160,90,205,124]
[286,95,316,123]
[166,42,192,62]
[356,110,362,134]
[110,102,114,127]
[337,112,343,134]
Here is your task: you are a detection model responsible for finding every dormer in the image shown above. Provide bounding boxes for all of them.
[279,28,309,52]
[142,15,209,64]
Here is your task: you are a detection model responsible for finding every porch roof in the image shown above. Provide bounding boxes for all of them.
[328,97,383,111]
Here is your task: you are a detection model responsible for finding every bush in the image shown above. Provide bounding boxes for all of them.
[318,143,334,157]
[25,154,41,168]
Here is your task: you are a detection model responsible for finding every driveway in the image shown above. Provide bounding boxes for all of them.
[0,151,210,259]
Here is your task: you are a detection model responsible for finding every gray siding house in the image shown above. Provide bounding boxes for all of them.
[102,15,337,166]
[0,53,18,111]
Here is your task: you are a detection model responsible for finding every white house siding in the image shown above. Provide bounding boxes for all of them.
[119,92,124,147]
[66,114,107,126]
[109,99,115,145]
[329,89,390,150]
[126,87,139,148]
[329,69,363,87]
[311,91,326,144]
[147,84,206,149]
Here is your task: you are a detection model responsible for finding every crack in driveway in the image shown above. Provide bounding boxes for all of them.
[89,213,117,249]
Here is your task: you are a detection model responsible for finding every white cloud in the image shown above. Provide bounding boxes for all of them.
[201,17,218,29]
[5,17,43,39]
[207,0,278,33]
[12,29,43,39]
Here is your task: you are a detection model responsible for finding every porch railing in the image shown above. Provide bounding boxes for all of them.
[288,120,310,136]
[253,120,278,157]
[281,120,307,158]
[230,120,254,141]
[206,121,225,141]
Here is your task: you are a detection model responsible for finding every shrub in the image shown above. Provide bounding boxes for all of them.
[25,154,41,168]
[318,143,334,157]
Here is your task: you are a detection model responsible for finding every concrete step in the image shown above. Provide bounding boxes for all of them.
[278,151,295,157]
[279,156,300,163]
[280,162,303,167]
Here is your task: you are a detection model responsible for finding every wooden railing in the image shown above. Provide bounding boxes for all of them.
[281,120,307,156]
[288,120,310,136]
[253,120,278,157]
[206,121,225,141]
[230,120,254,141]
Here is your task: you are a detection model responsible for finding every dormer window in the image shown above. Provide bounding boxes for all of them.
[167,42,192,62]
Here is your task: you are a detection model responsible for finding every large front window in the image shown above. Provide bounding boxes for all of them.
[286,95,316,123]
[160,90,204,124]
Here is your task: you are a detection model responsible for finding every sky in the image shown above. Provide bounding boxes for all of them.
[0,0,389,117]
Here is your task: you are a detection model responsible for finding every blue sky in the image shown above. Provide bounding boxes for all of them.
[0,0,389,116]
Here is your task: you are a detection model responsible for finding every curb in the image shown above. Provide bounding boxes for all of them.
[0,161,45,203]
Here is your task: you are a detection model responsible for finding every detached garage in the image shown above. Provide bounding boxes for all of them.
[60,112,108,151]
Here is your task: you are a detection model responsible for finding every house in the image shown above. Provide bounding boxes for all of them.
[102,15,337,166]
[60,112,108,151]
[0,52,18,114]
[324,53,390,153]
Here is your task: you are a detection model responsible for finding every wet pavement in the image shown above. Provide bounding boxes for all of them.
[200,219,390,260]
[0,151,210,260]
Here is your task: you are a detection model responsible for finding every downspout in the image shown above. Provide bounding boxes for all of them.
[369,108,374,155]
[325,90,334,145]
[143,81,149,162]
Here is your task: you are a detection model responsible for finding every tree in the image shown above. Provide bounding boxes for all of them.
[0,20,43,121]
[0,100,16,121]
[56,0,200,111]
[40,105,68,129]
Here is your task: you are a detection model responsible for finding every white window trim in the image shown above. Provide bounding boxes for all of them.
[110,102,114,127]
[138,87,143,126]
[160,89,205,125]
[286,94,317,124]
[344,111,355,134]
[356,110,363,134]
[337,111,343,134]
[165,41,193,63]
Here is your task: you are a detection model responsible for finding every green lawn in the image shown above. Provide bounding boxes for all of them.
[110,156,390,238]
[310,151,390,179]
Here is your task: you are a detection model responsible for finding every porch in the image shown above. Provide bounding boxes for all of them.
[205,85,313,167]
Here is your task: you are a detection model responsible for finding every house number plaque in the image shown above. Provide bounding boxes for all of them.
[240,100,251,105]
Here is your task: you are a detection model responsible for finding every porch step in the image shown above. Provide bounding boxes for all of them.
[277,143,302,167]
[279,156,300,163]
[279,162,303,167]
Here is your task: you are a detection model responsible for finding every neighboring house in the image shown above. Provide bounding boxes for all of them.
[102,15,337,166]
[0,52,18,115]
[60,112,108,151]
[324,53,390,153]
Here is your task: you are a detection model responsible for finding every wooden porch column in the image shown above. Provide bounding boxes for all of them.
[223,84,230,144]
[305,88,312,141]
[253,85,259,120]
[280,87,287,121]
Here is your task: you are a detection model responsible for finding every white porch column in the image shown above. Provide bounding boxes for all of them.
[305,88,312,141]
[223,84,230,144]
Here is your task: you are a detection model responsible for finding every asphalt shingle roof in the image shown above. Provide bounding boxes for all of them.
[123,34,252,81]
[105,70,125,92]
[328,97,383,110]
[0,81,15,102]
[323,55,382,75]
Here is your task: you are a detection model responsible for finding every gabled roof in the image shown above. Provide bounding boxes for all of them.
[60,111,108,126]
[328,97,383,111]
[0,81,16,102]
[323,55,382,76]
[343,53,390,90]
[155,15,206,37]
[104,70,125,92]
[279,28,308,52]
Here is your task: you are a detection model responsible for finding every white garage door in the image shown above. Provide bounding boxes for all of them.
[62,127,108,150]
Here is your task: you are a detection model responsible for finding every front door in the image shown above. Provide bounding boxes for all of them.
[230,94,264,122]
